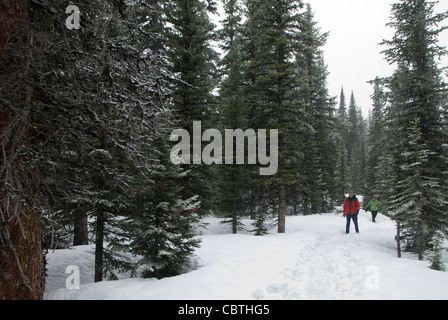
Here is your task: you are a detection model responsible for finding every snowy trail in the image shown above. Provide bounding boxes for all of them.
[258,234,365,300]
[253,211,448,300]
[45,210,448,300]
[253,215,371,300]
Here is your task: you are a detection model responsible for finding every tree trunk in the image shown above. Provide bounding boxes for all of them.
[395,222,402,258]
[0,0,46,300]
[94,209,105,282]
[232,198,237,234]
[278,185,286,233]
[73,212,89,246]
[250,191,256,220]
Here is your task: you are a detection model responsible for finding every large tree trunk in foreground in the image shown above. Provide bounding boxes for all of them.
[0,0,46,300]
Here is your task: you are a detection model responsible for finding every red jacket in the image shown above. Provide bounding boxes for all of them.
[343,196,360,215]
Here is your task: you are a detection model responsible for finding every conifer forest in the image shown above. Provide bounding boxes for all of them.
[1,0,448,300]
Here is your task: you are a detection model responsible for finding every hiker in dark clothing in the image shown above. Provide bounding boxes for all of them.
[343,190,360,234]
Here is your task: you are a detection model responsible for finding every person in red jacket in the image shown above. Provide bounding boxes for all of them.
[343,190,361,234]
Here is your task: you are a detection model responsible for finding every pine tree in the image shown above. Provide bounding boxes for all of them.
[0,0,203,289]
[374,86,403,220]
[251,211,269,236]
[335,137,349,204]
[386,117,446,260]
[165,0,217,129]
[295,4,337,214]
[381,0,448,268]
[215,0,248,233]
[125,137,201,279]
[338,87,347,119]
[366,77,387,198]
[345,92,366,193]
[335,87,350,203]
[243,0,305,233]
[165,0,218,213]
[100,0,203,280]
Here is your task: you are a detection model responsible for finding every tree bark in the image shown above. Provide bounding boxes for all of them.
[278,185,286,233]
[395,222,402,258]
[232,198,237,234]
[94,209,105,282]
[73,212,89,246]
[0,0,46,300]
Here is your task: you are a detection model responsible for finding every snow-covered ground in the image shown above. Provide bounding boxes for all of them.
[44,207,448,300]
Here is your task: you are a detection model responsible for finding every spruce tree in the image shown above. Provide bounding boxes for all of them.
[338,87,347,119]
[165,0,218,213]
[335,87,350,203]
[345,92,366,193]
[216,0,248,233]
[0,0,203,285]
[295,4,337,214]
[125,137,201,279]
[335,137,349,204]
[366,77,387,198]
[104,0,202,279]
[381,0,448,268]
[243,0,304,233]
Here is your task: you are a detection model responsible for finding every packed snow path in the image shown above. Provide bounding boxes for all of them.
[45,210,448,300]
[255,232,364,299]
[254,217,379,300]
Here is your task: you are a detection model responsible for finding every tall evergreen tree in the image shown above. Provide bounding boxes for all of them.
[243,0,305,233]
[338,86,347,119]
[0,0,204,292]
[345,92,366,193]
[295,4,337,214]
[165,0,218,213]
[366,77,387,198]
[334,136,349,204]
[335,87,350,203]
[381,0,448,268]
[124,138,202,279]
[215,0,248,233]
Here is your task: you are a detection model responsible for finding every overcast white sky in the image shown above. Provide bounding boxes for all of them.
[309,0,448,116]
[213,1,448,117]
